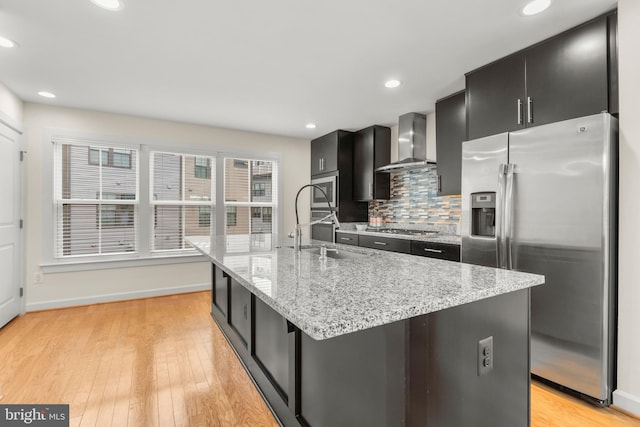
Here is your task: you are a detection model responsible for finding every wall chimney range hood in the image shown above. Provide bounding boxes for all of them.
[376,112,436,173]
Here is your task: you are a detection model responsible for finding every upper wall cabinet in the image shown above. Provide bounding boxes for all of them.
[354,126,391,201]
[466,13,617,140]
[435,91,466,196]
[311,130,352,176]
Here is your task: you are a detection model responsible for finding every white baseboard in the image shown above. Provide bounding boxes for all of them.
[613,389,640,417]
[25,283,210,312]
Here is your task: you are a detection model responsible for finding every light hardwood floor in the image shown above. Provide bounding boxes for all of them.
[0,291,638,427]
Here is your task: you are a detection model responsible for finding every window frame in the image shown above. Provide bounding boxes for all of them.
[41,130,283,273]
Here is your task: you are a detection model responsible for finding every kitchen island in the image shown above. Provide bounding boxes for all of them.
[188,234,544,427]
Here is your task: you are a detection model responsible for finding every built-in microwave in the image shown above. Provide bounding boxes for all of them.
[310,175,337,209]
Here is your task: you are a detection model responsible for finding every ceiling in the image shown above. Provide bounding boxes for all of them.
[0,0,617,139]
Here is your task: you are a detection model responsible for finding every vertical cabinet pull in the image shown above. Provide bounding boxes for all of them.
[527,97,533,124]
[437,175,442,192]
[369,182,373,198]
[517,99,523,125]
[319,158,322,171]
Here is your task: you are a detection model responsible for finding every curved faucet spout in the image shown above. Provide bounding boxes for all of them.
[294,184,339,252]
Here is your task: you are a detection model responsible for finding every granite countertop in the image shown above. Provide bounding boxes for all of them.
[187,234,543,341]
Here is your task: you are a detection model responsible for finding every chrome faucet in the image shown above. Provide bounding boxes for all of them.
[293,184,341,252]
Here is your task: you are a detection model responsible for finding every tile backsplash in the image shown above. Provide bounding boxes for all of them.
[369,167,461,227]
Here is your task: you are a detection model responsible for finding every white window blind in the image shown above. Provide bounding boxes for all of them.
[150,152,215,252]
[224,158,276,235]
[53,141,138,258]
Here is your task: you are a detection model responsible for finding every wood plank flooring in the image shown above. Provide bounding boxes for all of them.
[0,291,638,427]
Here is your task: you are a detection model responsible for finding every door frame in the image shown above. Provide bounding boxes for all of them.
[0,110,25,316]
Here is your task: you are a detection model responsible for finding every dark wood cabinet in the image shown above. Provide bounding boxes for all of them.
[254,298,290,401]
[435,91,466,196]
[411,240,461,262]
[230,278,251,347]
[466,53,526,140]
[311,130,349,176]
[525,17,609,128]
[310,130,368,222]
[358,235,411,254]
[354,126,391,201]
[466,13,616,140]
[335,231,358,246]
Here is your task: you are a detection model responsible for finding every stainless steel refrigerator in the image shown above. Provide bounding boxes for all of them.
[461,113,617,405]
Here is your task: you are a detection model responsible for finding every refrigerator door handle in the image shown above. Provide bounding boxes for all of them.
[496,164,508,268]
[504,163,516,269]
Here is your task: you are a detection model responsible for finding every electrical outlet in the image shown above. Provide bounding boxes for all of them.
[478,336,493,376]
[33,272,43,284]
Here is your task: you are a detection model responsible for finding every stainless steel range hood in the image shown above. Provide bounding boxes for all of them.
[376,112,436,173]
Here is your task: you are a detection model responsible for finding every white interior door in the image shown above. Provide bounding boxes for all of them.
[0,122,22,328]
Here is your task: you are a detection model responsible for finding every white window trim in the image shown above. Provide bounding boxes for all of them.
[41,129,283,273]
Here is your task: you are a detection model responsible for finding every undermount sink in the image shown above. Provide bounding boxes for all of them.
[279,245,364,260]
[303,247,364,260]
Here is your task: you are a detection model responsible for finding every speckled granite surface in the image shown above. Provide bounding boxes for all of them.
[187,234,543,340]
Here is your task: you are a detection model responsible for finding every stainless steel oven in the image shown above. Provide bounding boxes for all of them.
[310,210,335,243]
[310,175,337,209]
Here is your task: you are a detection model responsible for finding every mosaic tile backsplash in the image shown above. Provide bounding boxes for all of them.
[369,167,461,228]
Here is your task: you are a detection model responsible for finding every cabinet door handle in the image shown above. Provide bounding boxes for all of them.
[527,97,533,124]
[374,241,387,246]
[322,158,325,170]
[517,99,523,125]
[369,182,373,198]
[340,237,351,241]
[319,158,322,171]
[423,248,443,253]
[437,175,442,192]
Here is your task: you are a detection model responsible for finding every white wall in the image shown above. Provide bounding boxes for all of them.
[23,103,309,310]
[614,0,640,417]
[0,81,23,125]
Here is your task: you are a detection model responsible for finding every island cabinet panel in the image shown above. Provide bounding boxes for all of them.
[299,322,405,427]
[229,278,251,347]
[425,289,530,427]
[254,298,290,401]
[213,264,229,316]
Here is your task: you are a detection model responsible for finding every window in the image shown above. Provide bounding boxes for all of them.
[252,183,266,197]
[194,157,211,179]
[48,134,280,266]
[88,147,132,168]
[55,142,138,257]
[150,152,215,252]
[224,158,276,235]
[226,206,237,226]
[199,206,211,227]
[98,193,135,228]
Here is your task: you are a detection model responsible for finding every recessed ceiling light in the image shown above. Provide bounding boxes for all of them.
[385,80,401,88]
[306,123,317,129]
[38,91,56,99]
[90,0,124,11]
[0,35,17,48]
[521,0,551,16]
